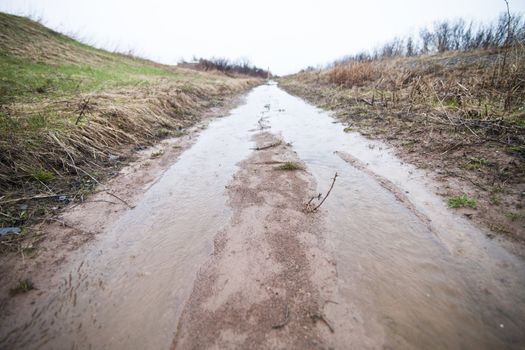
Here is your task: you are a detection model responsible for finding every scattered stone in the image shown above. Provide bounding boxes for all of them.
[108,154,120,161]
[0,227,21,236]
[57,195,69,203]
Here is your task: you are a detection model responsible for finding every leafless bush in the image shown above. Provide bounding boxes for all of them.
[186,57,270,78]
[333,11,525,64]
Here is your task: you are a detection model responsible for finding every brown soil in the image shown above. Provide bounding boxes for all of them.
[172,133,359,349]
[278,79,524,243]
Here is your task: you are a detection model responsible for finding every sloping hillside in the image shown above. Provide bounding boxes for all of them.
[280,49,524,241]
[0,12,261,233]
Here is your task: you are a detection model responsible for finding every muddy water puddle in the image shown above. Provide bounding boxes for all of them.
[2,83,524,349]
[1,93,266,349]
[262,83,525,348]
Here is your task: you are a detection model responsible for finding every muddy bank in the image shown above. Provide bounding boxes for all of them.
[278,79,524,242]
[173,132,355,349]
[0,93,252,349]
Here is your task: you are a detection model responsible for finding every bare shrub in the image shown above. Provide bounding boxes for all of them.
[186,57,270,78]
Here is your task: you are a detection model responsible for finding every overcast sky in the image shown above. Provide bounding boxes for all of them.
[1,0,523,75]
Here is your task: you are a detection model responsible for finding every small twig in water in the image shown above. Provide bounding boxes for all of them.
[305,173,338,212]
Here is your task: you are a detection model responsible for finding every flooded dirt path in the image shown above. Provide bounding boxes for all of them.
[1,83,524,349]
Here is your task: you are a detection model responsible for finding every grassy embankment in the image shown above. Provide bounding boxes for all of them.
[0,13,261,245]
[280,48,524,241]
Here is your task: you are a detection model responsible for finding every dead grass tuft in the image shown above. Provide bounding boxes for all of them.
[328,61,378,87]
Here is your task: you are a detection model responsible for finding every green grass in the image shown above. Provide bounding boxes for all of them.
[156,128,171,138]
[343,126,353,132]
[30,169,55,182]
[505,212,523,221]
[9,279,35,296]
[509,145,525,157]
[464,157,490,170]
[0,13,191,104]
[0,53,178,104]
[150,150,164,159]
[448,194,477,209]
[274,162,303,171]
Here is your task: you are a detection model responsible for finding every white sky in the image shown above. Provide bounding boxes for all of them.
[1,0,523,75]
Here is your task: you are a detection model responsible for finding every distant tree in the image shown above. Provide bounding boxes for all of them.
[330,11,524,67]
[406,37,416,56]
[450,19,466,50]
[434,21,451,52]
[419,28,434,53]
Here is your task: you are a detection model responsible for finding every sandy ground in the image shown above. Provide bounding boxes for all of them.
[172,132,375,349]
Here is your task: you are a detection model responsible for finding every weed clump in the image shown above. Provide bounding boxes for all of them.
[156,128,170,138]
[9,279,34,296]
[30,169,55,182]
[505,212,523,221]
[274,162,303,171]
[448,194,477,209]
[150,150,164,159]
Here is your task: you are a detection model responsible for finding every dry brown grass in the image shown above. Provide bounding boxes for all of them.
[328,61,378,87]
[296,47,525,129]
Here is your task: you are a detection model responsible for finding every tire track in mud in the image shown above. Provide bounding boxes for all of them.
[335,151,435,235]
[172,132,346,349]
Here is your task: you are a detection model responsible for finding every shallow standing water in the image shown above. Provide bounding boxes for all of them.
[263,83,525,348]
[2,83,524,349]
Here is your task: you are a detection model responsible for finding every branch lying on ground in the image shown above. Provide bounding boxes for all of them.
[310,313,335,333]
[251,141,282,151]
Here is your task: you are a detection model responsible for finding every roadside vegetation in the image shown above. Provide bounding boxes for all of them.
[279,11,524,241]
[0,12,262,246]
[179,57,270,79]
[274,162,303,171]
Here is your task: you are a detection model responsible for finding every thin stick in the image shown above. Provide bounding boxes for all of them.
[68,199,118,210]
[104,191,135,209]
[70,165,135,209]
[305,196,316,208]
[251,141,282,151]
[311,313,335,333]
[0,194,60,205]
[310,172,338,212]
[75,98,90,125]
